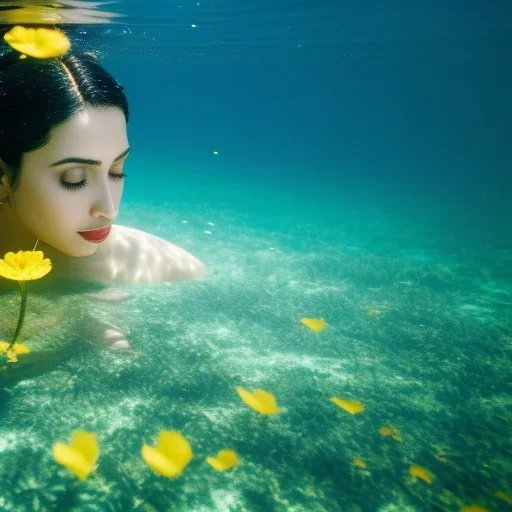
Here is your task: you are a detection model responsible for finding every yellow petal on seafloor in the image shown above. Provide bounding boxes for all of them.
[409,464,435,484]
[53,430,99,481]
[352,458,366,469]
[379,426,403,442]
[4,26,70,59]
[236,387,280,415]
[300,318,326,332]
[53,443,92,481]
[206,450,239,472]
[330,397,364,415]
[461,506,491,512]
[141,445,185,478]
[157,431,193,468]
[496,490,512,505]
[141,431,193,478]
[70,430,99,468]
[368,309,383,316]
[0,250,52,281]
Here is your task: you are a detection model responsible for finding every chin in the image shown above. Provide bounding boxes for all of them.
[80,244,100,257]
[64,241,100,258]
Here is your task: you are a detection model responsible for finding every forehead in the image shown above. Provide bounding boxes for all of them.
[24,106,128,165]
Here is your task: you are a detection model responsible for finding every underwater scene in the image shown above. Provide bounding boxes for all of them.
[0,1,510,511]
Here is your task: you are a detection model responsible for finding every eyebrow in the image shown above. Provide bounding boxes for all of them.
[50,147,131,167]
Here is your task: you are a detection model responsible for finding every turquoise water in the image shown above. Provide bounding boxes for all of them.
[1,1,511,511]
[1,177,510,510]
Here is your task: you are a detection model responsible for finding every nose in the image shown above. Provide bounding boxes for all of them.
[90,178,118,221]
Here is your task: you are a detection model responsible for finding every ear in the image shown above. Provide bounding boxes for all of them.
[0,158,13,200]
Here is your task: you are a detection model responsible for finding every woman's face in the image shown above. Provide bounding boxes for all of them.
[8,106,129,257]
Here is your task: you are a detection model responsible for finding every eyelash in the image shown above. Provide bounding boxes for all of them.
[59,172,128,191]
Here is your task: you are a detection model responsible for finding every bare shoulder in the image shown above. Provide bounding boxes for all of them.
[69,224,207,285]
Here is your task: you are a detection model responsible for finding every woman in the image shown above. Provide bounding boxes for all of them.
[0,26,206,350]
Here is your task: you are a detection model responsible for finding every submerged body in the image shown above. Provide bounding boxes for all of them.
[0,223,206,289]
[47,223,207,285]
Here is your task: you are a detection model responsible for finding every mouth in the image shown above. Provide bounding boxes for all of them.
[78,225,111,243]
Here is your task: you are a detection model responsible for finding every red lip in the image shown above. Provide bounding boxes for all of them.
[78,225,111,243]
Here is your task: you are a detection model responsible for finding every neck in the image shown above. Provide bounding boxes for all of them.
[0,204,41,252]
[0,205,70,273]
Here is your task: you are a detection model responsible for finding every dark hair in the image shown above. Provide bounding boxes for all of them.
[0,45,129,189]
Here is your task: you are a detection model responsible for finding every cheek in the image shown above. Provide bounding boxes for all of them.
[114,182,124,203]
[14,180,85,231]
[109,184,124,213]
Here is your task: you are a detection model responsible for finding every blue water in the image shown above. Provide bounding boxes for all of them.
[1,1,511,511]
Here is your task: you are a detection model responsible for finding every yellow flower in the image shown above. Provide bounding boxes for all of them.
[300,318,326,332]
[0,341,30,354]
[4,26,70,59]
[141,431,193,478]
[236,387,280,415]
[330,397,364,415]
[0,250,52,281]
[206,450,239,472]
[0,341,30,363]
[53,430,99,481]
[409,464,435,484]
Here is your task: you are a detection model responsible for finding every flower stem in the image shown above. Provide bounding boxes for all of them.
[8,281,27,350]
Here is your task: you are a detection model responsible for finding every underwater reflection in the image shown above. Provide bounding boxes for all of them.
[0,0,122,25]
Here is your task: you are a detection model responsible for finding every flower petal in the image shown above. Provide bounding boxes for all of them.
[141,445,185,478]
[237,387,280,415]
[331,397,364,415]
[157,431,193,468]
[409,464,435,484]
[53,442,94,481]
[12,343,30,355]
[70,430,99,467]
[300,317,326,332]
[206,450,238,472]
[6,350,17,363]
[0,257,19,280]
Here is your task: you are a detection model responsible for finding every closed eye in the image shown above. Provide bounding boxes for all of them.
[109,172,128,180]
[59,172,128,191]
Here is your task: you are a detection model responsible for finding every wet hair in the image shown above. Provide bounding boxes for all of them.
[0,36,129,190]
